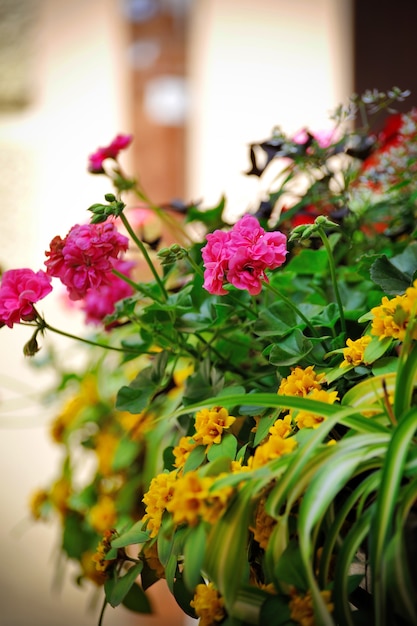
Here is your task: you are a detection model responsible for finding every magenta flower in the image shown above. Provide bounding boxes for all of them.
[88,134,133,173]
[45,222,129,300]
[201,215,287,296]
[80,259,136,326]
[0,268,52,328]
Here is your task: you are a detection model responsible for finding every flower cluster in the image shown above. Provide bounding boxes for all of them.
[4,89,417,626]
[88,133,132,173]
[0,268,52,328]
[201,214,287,295]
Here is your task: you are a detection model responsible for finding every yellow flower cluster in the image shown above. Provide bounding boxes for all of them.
[248,431,297,469]
[278,366,325,397]
[172,406,236,469]
[371,282,417,341]
[278,366,338,430]
[92,528,118,572]
[289,588,334,626]
[249,496,276,549]
[340,335,371,367]
[29,488,49,520]
[142,469,233,535]
[142,471,177,537]
[190,582,226,626]
[194,406,236,447]
[173,435,198,469]
[50,374,99,443]
[294,388,339,429]
[166,471,233,526]
[88,495,118,533]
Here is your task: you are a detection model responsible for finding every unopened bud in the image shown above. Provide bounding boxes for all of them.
[23,333,40,357]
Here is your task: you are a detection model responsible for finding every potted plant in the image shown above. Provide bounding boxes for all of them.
[3,87,417,626]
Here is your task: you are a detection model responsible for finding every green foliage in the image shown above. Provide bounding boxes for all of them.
[17,88,417,626]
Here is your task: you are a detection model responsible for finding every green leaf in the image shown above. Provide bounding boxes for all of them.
[253,302,297,337]
[274,540,309,591]
[112,437,140,472]
[107,562,143,607]
[111,520,150,549]
[204,486,254,607]
[268,329,314,366]
[370,255,412,295]
[116,351,169,413]
[183,523,208,590]
[173,575,198,618]
[183,444,206,473]
[259,594,292,626]
[284,248,329,275]
[207,433,238,461]
[370,408,417,625]
[122,581,152,613]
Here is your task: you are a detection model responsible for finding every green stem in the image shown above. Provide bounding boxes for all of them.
[36,319,141,355]
[316,226,347,337]
[119,212,168,301]
[264,281,321,339]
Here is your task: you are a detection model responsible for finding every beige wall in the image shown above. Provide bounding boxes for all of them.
[0,1,352,625]
[187,0,353,220]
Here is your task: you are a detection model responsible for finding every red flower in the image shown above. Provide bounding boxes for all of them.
[202,215,287,296]
[0,268,52,328]
[80,259,136,327]
[45,222,129,300]
[88,134,133,173]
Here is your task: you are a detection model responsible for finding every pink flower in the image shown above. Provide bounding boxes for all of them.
[80,259,136,326]
[202,215,287,296]
[293,128,336,149]
[88,134,133,173]
[201,230,232,295]
[45,222,129,300]
[0,268,52,328]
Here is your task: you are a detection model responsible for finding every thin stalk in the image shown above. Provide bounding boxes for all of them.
[119,212,168,301]
[30,317,141,355]
[263,281,321,339]
[316,225,347,337]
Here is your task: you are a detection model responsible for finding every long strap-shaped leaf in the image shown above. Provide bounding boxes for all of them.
[203,483,257,613]
[370,407,417,626]
[297,438,389,626]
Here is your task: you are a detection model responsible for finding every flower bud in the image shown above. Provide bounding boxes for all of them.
[23,333,40,357]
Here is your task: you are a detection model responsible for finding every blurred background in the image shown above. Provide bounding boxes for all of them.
[0,0,415,624]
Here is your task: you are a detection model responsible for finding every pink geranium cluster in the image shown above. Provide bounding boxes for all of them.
[201,215,287,296]
[45,221,129,300]
[88,134,132,173]
[0,268,52,328]
[80,258,135,326]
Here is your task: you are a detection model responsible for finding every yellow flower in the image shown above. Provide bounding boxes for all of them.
[29,488,49,520]
[80,550,107,586]
[166,471,232,526]
[190,582,226,626]
[50,374,99,443]
[268,414,293,438]
[294,388,339,430]
[89,495,118,533]
[49,477,72,516]
[249,497,276,549]
[248,434,297,469]
[340,335,372,367]
[95,431,119,476]
[289,588,334,626]
[173,436,199,469]
[278,366,325,397]
[92,529,118,572]
[194,406,236,447]
[371,294,412,341]
[142,471,177,537]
